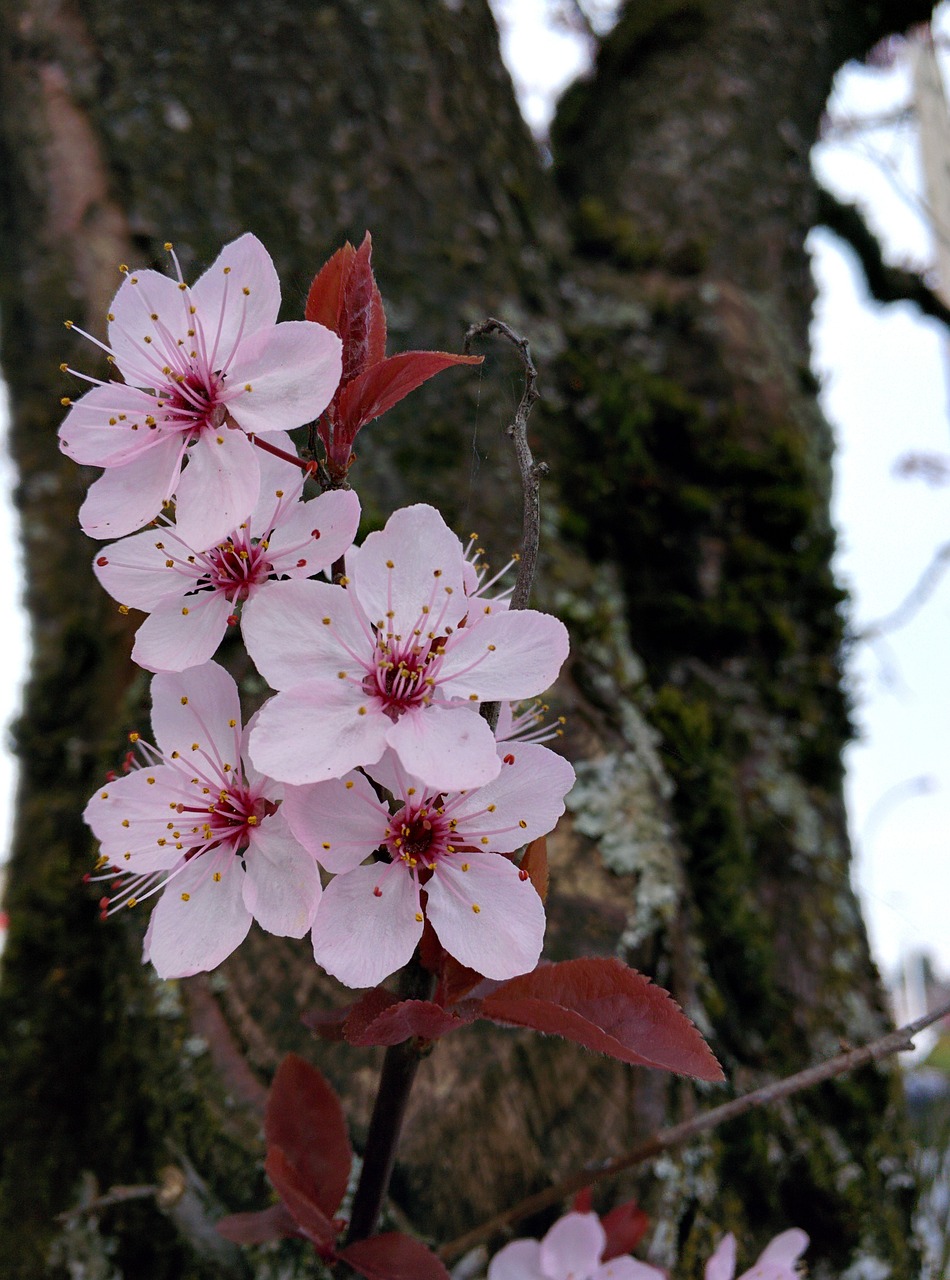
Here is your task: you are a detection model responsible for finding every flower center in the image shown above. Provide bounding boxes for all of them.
[364,634,446,722]
[385,803,450,873]
[200,536,273,603]
[162,369,226,438]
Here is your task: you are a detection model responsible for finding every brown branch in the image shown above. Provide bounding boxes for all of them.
[816,184,950,329]
[464,318,547,733]
[439,997,950,1262]
[857,539,950,639]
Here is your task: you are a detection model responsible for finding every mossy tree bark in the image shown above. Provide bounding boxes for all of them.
[0,1,933,1277]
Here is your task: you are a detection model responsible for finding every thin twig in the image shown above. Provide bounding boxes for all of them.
[464,319,547,732]
[857,540,950,639]
[439,997,950,1262]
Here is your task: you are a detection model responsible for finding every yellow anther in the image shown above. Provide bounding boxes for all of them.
[247,815,258,825]
[191,743,199,751]
[146,776,156,785]
[100,790,109,800]
[181,607,189,616]
[461,862,470,872]
[322,842,331,850]
[481,837,489,845]
[472,903,481,914]
[127,898,137,908]
[242,286,250,295]
[180,892,190,902]
[415,912,424,922]
[345,780,354,789]
[358,706,367,715]
[322,616,331,625]
[213,872,222,882]
[487,644,496,652]
[60,397,72,406]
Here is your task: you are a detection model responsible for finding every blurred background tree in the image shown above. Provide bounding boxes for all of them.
[0,1,938,1276]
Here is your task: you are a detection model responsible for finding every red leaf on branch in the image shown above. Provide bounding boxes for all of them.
[264,1147,339,1248]
[600,1200,650,1259]
[216,1201,299,1244]
[520,835,549,902]
[345,998,464,1046]
[336,349,482,440]
[264,1054,352,1218]
[305,240,355,334]
[338,1231,451,1280]
[436,953,488,1006]
[480,958,724,1081]
[572,1187,594,1214]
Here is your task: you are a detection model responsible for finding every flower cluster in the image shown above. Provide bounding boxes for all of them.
[487,1211,809,1280]
[69,235,572,985]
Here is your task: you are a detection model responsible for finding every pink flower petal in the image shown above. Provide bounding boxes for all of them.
[541,1213,607,1280]
[189,233,282,360]
[78,437,184,539]
[247,430,306,529]
[150,662,243,764]
[487,1239,546,1280]
[248,681,389,785]
[450,744,575,852]
[425,853,544,979]
[241,810,322,937]
[225,321,343,435]
[740,1230,808,1279]
[385,703,500,791]
[282,773,386,872]
[311,862,423,988]
[264,488,361,577]
[594,1260,666,1280]
[242,579,366,690]
[143,849,251,978]
[59,383,162,467]
[132,591,232,673]
[107,267,192,387]
[174,428,261,549]
[84,765,182,868]
[94,528,194,611]
[705,1236,736,1280]
[349,504,467,635]
[440,610,569,702]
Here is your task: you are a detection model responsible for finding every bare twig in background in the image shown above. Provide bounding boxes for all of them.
[439,997,950,1262]
[857,540,950,639]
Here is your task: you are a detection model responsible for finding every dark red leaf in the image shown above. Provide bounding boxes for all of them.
[572,1187,594,1214]
[338,1232,451,1280]
[345,998,463,1046]
[340,232,387,384]
[520,836,549,903]
[216,1201,299,1244]
[481,958,724,1082]
[265,1147,339,1247]
[436,954,486,1006]
[336,349,483,440]
[600,1200,650,1259]
[340,986,402,1041]
[265,1054,352,1218]
[300,1002,349,1041]
[306,240,356,333]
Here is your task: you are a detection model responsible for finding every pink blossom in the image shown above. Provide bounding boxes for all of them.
[488,1212,662,1280]
[83,662,321,978]
[59,234,342,547]
[242,503,569,791]
[91,435,360,672]
[283,742,574,988]
[705,1231,809,1280]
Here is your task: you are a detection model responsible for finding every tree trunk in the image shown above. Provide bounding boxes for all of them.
[0,1,931,1277]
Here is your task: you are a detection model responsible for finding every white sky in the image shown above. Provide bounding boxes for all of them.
[1,4,948,980]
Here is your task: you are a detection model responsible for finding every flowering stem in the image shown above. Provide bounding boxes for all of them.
[344,958,437,1244]
[438,995,950,1262]
[249,432,318,477]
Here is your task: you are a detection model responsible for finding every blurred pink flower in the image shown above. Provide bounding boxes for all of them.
[488,1212,662,1280]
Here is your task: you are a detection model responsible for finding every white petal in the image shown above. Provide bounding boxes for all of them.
[282,773,386,872]
[59,383,162,467]
[132,592,231,673]
[84,765,182,867]
[248,682,389,785]
[174,429,261,550]
[385,703,500,791]
[93,527,196,611]
[487,1239,546,1280]
[242,579,367,690]
[189,234,282,361]
[247,430,306,531]
[225,321,343,435]
[241,811,322,937]
[79,438,184,539]
[541,1214,607,1280]
[594,1261,666,1280]
[706,1236,737,1280]
[144,850,251,978]
[350,504,467,635]
[425,854,544,980]
[450,744,575,853]
[265,488,361,577]
[311,862,422,988]
[440,610,569,702]
[150,661,243,767]
[108,268,192,387]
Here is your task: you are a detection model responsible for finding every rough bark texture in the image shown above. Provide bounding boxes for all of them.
[0,1,934,1277]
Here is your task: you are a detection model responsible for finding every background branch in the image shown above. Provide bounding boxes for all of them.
[816,183,950,328]
[440,997,950,1262]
